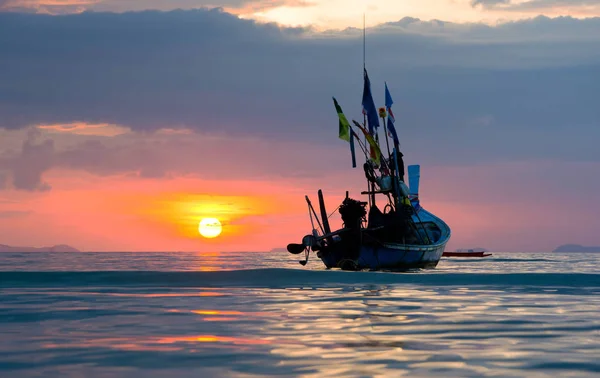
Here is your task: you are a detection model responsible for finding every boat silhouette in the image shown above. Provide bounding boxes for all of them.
[286,65,451,271]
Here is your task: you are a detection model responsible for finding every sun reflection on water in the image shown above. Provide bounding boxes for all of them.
[2,252,599,377]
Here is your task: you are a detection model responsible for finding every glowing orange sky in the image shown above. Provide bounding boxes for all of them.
[245,0,600,29]
[0,168,315,252]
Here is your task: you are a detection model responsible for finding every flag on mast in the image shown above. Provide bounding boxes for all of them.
[355,122,382,166]
[362,69,380,135]
[333,97,351,142]
[333,97,357,167]
[385,82,399,146]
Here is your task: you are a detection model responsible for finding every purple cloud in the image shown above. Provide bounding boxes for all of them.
[3,131,54,191]
[0,9,599,190]
[0,0,311,14]
[471,0,510,7]
[471,0,600,9]
[0,126,356,191]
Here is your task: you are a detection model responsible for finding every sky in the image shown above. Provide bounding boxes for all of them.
[0,1,599,252]
[1,0,600,27]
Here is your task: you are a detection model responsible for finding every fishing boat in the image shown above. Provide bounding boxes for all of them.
[286,66,451,271]
[443,249,492,258]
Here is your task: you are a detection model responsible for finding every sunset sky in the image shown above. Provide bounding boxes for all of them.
[1,1,599,252]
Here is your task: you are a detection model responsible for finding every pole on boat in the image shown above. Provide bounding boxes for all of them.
[379,113,393,184]
[305,195,325,235]
[350,126,370,159]
[296,195,328,266]
[380,114,392,162]
[362,14,372,209]
[379,112,399,207]
[317,189,333,245]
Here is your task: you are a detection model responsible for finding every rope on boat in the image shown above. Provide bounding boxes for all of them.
[327,203,342,219]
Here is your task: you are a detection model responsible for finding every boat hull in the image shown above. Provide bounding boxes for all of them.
[317,207,451,271]
[319,242,447,271]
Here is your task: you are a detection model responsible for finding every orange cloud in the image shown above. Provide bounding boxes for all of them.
[0,0,315,16]
[12,0,96,4]
[0,0,98,14]
[37,122,131,137]
[1,0,96,6]
[225,0,313,15]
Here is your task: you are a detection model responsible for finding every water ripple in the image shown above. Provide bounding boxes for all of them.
[0,252,599,377]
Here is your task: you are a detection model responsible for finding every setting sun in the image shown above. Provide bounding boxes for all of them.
[198,218,222,238]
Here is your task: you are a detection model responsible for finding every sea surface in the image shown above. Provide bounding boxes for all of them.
[0,252,599,377]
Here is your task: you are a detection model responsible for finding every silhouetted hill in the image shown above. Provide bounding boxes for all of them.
[553,244,600,253]
[0,244,80,252]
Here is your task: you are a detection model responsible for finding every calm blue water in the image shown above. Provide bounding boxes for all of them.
[0,252,599,377]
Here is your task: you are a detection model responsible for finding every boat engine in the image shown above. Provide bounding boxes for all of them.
[337,198,366,260]
[339,198,367,229]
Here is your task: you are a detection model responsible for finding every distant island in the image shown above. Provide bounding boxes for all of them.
[0,244,81,253]
[269,247,288,253]
[553,244,600,253]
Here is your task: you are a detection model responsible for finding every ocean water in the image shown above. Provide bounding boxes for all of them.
[0,252,599,377]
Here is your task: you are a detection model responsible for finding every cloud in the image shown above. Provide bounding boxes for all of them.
[471,0,510,7]
[471,0,600,10]
[37,122,131,136]
[0,125,358,191]
[0,9,599,186]
[0,9,313,134]
[1,130,54,191]
[0,171,7,189]
[0,0,310,14]
[375,14,600,42]
[0,0,92,14]
[0,210,31,218]
[91,0,312,13]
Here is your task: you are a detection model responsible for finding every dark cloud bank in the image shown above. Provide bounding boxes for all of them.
[0,9,599,167]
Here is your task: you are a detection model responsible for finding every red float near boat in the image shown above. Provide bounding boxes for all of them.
[443,249,492,257]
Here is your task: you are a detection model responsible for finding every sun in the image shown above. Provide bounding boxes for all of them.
[198,218,222,238]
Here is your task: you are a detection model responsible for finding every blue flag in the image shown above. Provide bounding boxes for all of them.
[385,82,393,108]
[362,69,380,135]
[384,82,399,146]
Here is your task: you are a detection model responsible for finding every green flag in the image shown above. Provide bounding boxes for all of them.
[333,97,351,142]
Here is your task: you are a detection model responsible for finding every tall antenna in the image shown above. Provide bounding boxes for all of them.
[363,13,366,71]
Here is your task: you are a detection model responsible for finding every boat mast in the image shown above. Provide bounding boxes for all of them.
[362,13,375,209]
